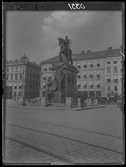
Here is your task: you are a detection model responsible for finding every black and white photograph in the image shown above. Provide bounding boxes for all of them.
[3,2,124,165]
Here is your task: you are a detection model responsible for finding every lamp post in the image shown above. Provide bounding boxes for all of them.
[22,53,28,106]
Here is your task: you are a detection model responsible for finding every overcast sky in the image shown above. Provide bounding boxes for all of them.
[6,11,122,64]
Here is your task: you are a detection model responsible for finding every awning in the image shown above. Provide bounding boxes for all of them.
[83,71,86,75]
[48,74,52,78]
[96,61,100,64]
[6,83,9,86]
[113,59,117,62]
[77,73,80,76]
[90,62,93,65]
[13,83,17,87]
[44,67,46,69]
[43,75,46,78]
[96,71,100,75]
[77,82,80,86]
[18,83,22,86]
[43,83,46,86]
[90,72,93,75]
[107,60,110,63]
[77,64,80,66]
[113,76,118,79]
[9,83,12,86]
[106,76,110,79]
[83,63,87,66]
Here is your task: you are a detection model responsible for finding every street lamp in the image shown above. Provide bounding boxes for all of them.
[22,53,29,106]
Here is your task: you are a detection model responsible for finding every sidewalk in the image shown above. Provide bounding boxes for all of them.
[6,99,105,111]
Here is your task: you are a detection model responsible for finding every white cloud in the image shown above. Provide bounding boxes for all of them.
[39,11,122,60]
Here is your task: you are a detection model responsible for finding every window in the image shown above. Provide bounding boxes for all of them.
[77,74,80,79]
[107,78,111,83]
[107,60,111,64]
[107,67,111,73]
[15,67,18,72]
[90,85,93,88]
[33,85,34,90]
[107,85,111,91]
[19,92,22,96]
[113,66,118,73]
[114,78,118,83]
[90,72,93,78]
[11,67,14,72]
[97,85,100,88]
[10,74,13,80]
[77,64,81,69]
[44,67,47,71]
[6,68,9,72]
[113,60,117,64]
[6,74,9,80]
[29,84,31,89]
[15,74,18,80]
[83,64,87,68]
[90,63,93,68]
[83,75,87,79]
[114,86,118,91]
[20,74,22,80]
[96,62,100,67]
[20,66,22,71]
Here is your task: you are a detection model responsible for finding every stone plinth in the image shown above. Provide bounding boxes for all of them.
[65,97,72,108]
[50,62,79,103]
[41,97,45,105]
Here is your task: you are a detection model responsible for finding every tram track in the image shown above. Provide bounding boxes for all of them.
[6,117,122,139]
[5,136,74,165]
[6,123,123,155]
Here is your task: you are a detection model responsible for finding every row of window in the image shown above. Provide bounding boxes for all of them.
[6,74,22,80]
[106,59,122,64]
[106,78,122,83]
[77,74,101,79]
[26,74,40,82]
[6,66,40,74]
[6,66,22,72]
[107,85,118,91]
[6,74,40,82]
[107,66,122,73]
[76,62,101,69]
[78,85,101,89]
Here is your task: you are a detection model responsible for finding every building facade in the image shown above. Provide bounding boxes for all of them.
[6,57,41,99]
[40,47,123,98]
[105,47,122,97]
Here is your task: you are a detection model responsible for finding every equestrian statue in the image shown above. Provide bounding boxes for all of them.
[57,36,73,65]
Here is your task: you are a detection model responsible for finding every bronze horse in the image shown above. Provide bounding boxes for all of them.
[57,37,73,65]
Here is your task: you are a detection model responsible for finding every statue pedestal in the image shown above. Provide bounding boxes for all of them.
[50,62,79,104]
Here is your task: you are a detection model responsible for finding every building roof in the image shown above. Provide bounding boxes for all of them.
[40,47,122,65]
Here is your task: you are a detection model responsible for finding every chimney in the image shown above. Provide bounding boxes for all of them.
[81,51,85,53]
[108,47,112,51]
[87,50,91,53]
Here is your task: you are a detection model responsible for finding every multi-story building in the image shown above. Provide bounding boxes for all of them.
[6,55,41,99]
[40,46,123,98]
[105,47,122,97]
